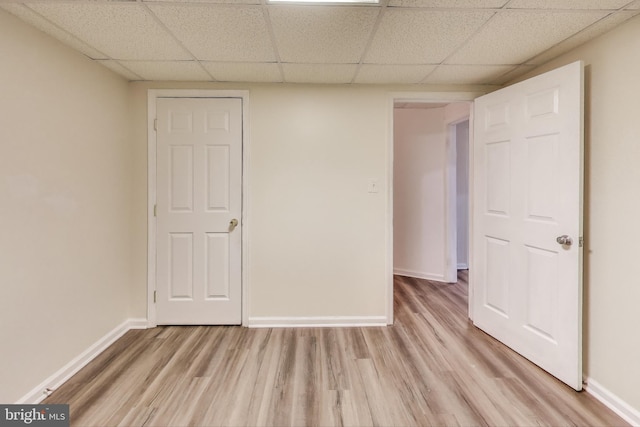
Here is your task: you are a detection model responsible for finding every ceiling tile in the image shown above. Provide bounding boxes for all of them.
[27,3,192,60]
[506,0,630,9]
[96,60,142,80]
[119,61,212,81]
[365,9,495,64]
[446,10,607,65]
[268,6,379,64]
[422,64,514,84]
[5,0,638,86]
[147,0,260,4]
[148,4,276,62]
[388,0,508,7]
[528,11,640,64]
[0,3,108,59]
[488,64,536,84]
[354,64,436,84]
[202,62,283,83]
[282,64,357,84]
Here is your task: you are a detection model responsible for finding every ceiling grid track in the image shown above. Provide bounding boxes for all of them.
[350,0,388,84]
[1,0,639,84]
[261,0,286,84]
[418,8,503,85]
[141,2,217,82]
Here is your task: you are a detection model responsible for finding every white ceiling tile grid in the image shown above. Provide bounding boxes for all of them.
[528,10,640,65]
[364,9,497,64]
[489,64,537,84]
[422,64,516,84]
[25,2,194,60]
[445,10,609,65]
[355,64,437,84]
[96,60,143,80]
[505,0,632,9]
[282,63,358,83]
[202,62,283,82]
[0,3,108,59]
[388,0,508,8]
[147,4,277,62]
[119,60,213,81]
[624,0,640,9]
[2,0,639,84]
[152,0,262,4]
[269,6,380,64]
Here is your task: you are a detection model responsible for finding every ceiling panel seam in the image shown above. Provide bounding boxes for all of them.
[3,0,639,84]
[526,10,639,65]
[142,2,216,81]
[435,10,498,69]
[261,0,286,83]
[20,3,110,61]
[350,0,387,84]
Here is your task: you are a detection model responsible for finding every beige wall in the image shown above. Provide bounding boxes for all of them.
[0,11,132,402]
[129,84,487,323]
[514,15,640,413]
[247,85,388,318]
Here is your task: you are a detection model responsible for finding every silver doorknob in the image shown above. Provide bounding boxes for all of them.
[556,235,573,246]
[229,218,239,231]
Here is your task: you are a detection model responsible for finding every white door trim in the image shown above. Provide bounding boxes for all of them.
[147,89,250,327]
[387,91,488,325]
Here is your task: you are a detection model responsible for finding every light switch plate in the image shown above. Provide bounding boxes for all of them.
[368,179,379,193]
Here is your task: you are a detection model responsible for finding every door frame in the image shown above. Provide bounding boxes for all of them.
[386,88,488,325]
[387,91,485,325]
[147,89,250,327]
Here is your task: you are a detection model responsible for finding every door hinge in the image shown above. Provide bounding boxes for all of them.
[154,118,157,131]
[579,236,584,247]
[154,204,157,217]
[153,291,157,303]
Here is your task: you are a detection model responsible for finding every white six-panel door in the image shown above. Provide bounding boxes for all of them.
[156,97,242,325]
[472,61,583,390]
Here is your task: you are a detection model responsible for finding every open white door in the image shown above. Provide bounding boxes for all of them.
[472,61,583,390]
[155,97,242,325]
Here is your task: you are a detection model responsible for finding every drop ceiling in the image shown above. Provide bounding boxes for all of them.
[2,0,639,85]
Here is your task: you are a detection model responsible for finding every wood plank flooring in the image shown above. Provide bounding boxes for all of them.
[44,272,628,426]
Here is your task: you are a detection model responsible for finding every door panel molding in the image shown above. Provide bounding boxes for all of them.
[147,89,250,327]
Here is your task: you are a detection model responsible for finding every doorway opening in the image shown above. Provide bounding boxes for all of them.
[389,62,584,390]
[392,101,470,281]
[387,92,477,323]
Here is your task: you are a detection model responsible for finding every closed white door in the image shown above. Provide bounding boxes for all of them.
[472,61,583,390]
[156,97,242,325]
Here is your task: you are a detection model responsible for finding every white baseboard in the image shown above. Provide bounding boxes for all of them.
[585,377,640,426]
[393,268,445,282]
[17,318,148,404]
[128,318,151,329]
[248,316,387,328]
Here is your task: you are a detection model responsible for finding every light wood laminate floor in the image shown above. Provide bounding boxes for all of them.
[44,272,628,426]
